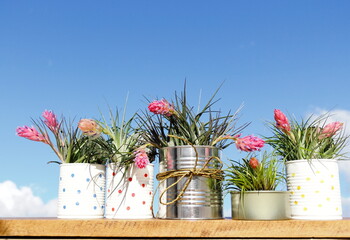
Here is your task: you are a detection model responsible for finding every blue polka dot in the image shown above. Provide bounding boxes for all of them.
[63,188,66,192]
[71,173,75,178]
[86,178,90,182]
[99,174,102,178]
[93,206,97,210]
[63,205,66,209]
[93,194,96,198]
[101,206,104,209]
[77,190,81,194]
[59,177,62,181]
[76,202,79,206]
[100,187,103,191]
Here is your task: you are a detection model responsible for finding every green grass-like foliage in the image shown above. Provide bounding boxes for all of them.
[225,152,284,191]
[34,118,107,164]
[97,107,155,167]
[266,114,348,161]
[138,84,248,149]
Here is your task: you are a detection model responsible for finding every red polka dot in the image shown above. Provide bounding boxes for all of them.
[108,189,111,193]
[128,177,132,182]
[150,206,153,210]
[126,206,130,211]
[112,208,115,212]
[132,193,135,197]
[142,201,146,205]
[142,184,145,188]
[144,173,148,177]
[149,191,152,195]
[118,190,122,194]
[112,172,116,176]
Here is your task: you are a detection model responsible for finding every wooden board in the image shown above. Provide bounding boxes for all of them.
[0,218,350,239]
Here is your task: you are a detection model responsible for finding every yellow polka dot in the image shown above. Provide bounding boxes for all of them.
[331,186,335,190]
[303,207,308,211]
[290,191,294,195]
[320,180,324,183]
[318,204,323,208]
[294,201,298,205]
[297,186,301,190]
[336,207,339,211]
[315,190,320,194]
[292,173,296,177]
[306,177,311,181]
[316,171,320,174]
[331,174,334,178]
[301,194,305,198]
[326,197,330,201]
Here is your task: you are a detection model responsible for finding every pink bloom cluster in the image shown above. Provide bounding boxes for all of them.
[78,119,102,137]
[16,110,60,144]
[249,157,259,169]
[319,122,343,139]
[274,109,291,133]
[133,148,150,169]
[148,99,174,117]
[42,110,59,133]
[16,126,48,143]
[235,135,265,152]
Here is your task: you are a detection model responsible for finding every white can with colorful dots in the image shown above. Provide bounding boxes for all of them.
[57,163,106,218]
[286,159,342,220]
[105,163,154,219]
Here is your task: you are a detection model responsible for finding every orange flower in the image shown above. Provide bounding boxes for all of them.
[249,157,259,169]
[78,119,102,137]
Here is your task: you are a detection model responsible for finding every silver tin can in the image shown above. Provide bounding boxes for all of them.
[157,145,223,219]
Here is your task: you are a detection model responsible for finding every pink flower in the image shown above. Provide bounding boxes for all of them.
[319,122,343,139]
[42,110,59,133]
[16,126,49,144]
[235,135,265,152]
[133,148,150,169]
[148,99,174,117]
[274,109,291,132]
[249,157,259,169]
[78,119,102,137]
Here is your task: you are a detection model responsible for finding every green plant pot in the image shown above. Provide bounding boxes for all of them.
[231,191,290,220]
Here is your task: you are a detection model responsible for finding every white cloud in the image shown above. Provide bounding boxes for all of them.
[0,181,57,217]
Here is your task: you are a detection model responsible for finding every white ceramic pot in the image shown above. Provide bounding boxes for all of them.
[57,163,106,218]
[231,191,290,220]
[286,159,342,220]
[105,163,154,219]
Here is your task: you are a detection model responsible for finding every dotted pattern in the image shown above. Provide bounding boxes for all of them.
[105,164,154,219]
[286,160,342,219]
[57,163,106,218]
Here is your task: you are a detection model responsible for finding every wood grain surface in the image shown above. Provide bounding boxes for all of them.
[0,218,350,239]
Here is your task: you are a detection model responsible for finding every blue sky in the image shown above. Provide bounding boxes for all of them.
[1,0,350,217]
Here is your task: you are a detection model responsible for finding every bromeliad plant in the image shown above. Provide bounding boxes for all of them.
[138,86,265,152]
[78,108,155,169]
[266,109,348,161]
[225,151,285,192]
[16,110,107,164]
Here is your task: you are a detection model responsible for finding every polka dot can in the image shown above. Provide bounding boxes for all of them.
[57,163,106,218]
[286,159,342,220]
[105,163,154,219]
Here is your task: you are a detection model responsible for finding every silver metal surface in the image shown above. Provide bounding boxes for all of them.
[157,145,223,219]
[231,191,291,220]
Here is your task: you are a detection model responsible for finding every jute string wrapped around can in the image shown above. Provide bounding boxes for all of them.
[153,135,224,219]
